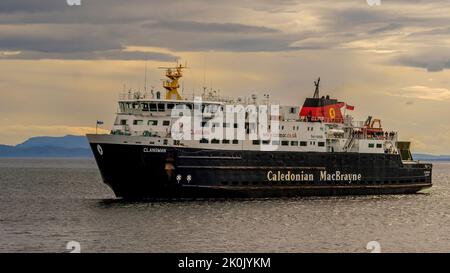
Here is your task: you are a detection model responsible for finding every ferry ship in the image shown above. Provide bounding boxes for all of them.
[87,65,432,199]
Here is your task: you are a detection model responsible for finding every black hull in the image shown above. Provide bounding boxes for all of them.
[89,142,432,199]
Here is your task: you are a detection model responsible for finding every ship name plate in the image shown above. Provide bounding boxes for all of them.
[143,147,166,153]
[267,170,362,182]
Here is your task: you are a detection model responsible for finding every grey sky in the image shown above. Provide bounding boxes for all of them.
[0,0,449,154]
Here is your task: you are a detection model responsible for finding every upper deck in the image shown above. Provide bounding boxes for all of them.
[103,65,402,155]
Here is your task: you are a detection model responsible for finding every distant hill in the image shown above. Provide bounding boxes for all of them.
[16,135,90,149]
[413,154,450,161]
[0,135,92,158]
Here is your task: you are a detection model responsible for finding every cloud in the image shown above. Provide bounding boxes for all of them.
[409,127,450,154]
[0,0,67,13]
[143,20,279,34]
[0,1,301,58]
[390,85,450,101]
[0,0,449,60]
[0,49,177,61]
[391,52,450,72]
[367,23,403,35]
[0,51,21,57]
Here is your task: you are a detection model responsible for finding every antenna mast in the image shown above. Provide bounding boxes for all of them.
[313,77,321,99]
[158,62,187,100]
[144,61,148,92]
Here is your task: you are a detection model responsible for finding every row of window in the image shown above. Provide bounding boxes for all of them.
[206,122,239,128]
[368,143,383,148]
[128,119,326,135]
[200,139,240,144]
[127,120,171,126]
[122,102,176,112]
[122,102,231,113]
[277,140,325,147]
[198,139,325,147]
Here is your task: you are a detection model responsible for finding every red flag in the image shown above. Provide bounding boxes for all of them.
[346,104,355,111]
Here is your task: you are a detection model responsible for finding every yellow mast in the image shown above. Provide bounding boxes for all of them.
[160,64,186,100]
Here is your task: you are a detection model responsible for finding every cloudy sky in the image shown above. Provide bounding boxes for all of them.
[1,0,450,154]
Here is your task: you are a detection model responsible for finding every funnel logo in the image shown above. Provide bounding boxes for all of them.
[329,108,336,119]
[367,0,381,6]
[66,0,81,6]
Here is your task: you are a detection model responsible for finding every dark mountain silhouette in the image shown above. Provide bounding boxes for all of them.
[413,153,450,161]
[0,135,92,157]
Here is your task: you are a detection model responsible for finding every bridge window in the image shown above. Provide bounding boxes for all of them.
[262,140,270,145]
[158,103,165,112]
[300,141,307,146]
[120,119,127,125]
[232,140,239,144]
[167,104,175,110]
[318,142,325,147]
[119,103,126,112]
[281,141,289,146]
[368,143,375,148]
[200,138,208,144]
[272,140,280,145]
[148,120,158,126]
[163,120,170,126]
[291,141,299,146]
[149,103,157,111]
[376,143,382,148]
[222,139,230,144]
[211,139,220,144]
[141,103,149,111]
[252,140,260,145]
[133,120,143,125]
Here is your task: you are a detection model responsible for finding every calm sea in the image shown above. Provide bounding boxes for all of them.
[0,158,449,253]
